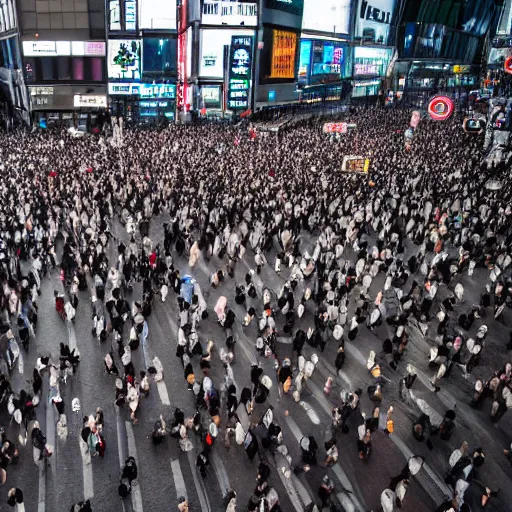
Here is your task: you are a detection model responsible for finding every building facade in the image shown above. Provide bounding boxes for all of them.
[18,0,107,127]
[0,0,29,127]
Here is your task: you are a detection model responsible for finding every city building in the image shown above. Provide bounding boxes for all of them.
[18,0,107,127]
[0,0,29,126]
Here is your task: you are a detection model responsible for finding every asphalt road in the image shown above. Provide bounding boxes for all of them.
[0,214,510,512]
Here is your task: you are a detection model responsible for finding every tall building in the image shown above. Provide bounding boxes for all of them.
[0,0,30,127]
[18,0,107,127]
[394,0,504,99]
[107,0,177,122]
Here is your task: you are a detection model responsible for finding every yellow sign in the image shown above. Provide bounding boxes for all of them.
[270,30,297,79]
[342,156,370,173]
[453,65,470,74]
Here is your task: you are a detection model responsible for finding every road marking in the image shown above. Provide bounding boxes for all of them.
[170,459,187,500]
[38,465,45,512]
[210,451,230,495]
[126,421,144,512]
[187,449,212,512]
[298,401,321,424]
[156,381,171,405]
[389,434,451,499]
[273,462,306,511]
[83,450,94,500]
[67,320,78,351]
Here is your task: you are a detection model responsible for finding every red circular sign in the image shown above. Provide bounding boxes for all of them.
[428,96,454,121]
[505,56,512,75]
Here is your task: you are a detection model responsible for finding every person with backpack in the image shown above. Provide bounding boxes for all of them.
[31,421,47,466]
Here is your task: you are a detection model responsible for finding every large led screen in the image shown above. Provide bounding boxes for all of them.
[302,0,350,34]
[108,39,141,80]
[143,38,177,75]
[270,29,297,79]
[199,29,254,78]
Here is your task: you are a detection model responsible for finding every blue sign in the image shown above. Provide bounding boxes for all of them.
[268,90,276,101]
[39,118,47,129]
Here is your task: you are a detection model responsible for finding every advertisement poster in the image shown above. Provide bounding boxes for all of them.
[270,30,297,79]
[355,0,396,45]
[227,35,253,110]
[108,40,141,80]
[302,0,350,34]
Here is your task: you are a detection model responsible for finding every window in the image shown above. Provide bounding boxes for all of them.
[57,56,71,79]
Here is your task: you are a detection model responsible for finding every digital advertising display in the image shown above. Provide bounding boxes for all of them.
[355,0,396,45]
[199,29,254,78]
[302,0,350,34]
[108,39,141,80]
[227,35,253,111]
[270,30,297,79]
[311,41,344,75]
[143,38,177,75]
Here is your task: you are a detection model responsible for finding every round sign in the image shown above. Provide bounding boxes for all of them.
[505,56,512,75]
[428,96,454,121]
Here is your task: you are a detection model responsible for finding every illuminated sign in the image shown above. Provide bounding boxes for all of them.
[108,83,140,95]
[270,30,297,79]
[505,56,512,75]
[140,84,176,98]
[428,95,454,121]
[74,95,107,108]
[140,0,177,29]
[108,83,176,98]
[23,41,106,56]
[354,63,378,75]
[341,156,370,173]
[228,35,253,110]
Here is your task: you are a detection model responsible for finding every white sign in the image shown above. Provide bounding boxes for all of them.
[108,83,140,95]
[302,0,350,34]
[355,0,396,45]
[202,1,257,26]
[140,0,176,29]
[200,29,254,78]
[23,40,106,57]
[74,95,107,107]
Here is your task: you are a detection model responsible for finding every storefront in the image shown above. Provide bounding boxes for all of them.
[30,85,107,129]
[108,83,176,122]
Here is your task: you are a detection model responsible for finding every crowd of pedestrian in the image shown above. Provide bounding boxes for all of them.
[0,104,509,511]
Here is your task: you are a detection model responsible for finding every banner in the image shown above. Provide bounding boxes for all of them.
[341,156,370,173]
[270,30,297,79]
[323,122,348,134]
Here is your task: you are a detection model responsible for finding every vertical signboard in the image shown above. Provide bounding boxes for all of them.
[270,30,297,79]
[227,35,253,110]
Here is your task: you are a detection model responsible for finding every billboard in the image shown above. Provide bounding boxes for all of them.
[227,35,253,110]
[108,40,141,80]
[270,30,297,79]
[355,0,396,45]
[302,0,350,34]
[199,29,254,78]
[140,0,177,29]
[143,38,177,75]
